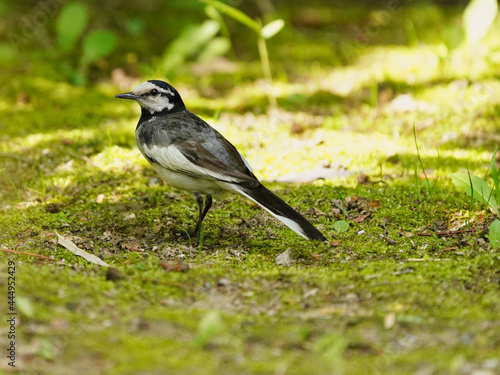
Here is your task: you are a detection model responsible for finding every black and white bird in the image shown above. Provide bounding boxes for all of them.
[116,80,326,241]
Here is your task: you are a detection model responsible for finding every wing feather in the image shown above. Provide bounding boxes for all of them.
[142,141,259,188]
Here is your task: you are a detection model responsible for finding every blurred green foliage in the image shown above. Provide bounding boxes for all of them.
[201,0,285,105]
[56,2,87,51]
[55,2,117,85]
[160,19,230,74]
[1,0,499,86]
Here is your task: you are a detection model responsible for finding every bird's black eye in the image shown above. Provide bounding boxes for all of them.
[150,89,159,96]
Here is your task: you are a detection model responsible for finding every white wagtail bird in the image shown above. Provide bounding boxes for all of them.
[116,80,326,241]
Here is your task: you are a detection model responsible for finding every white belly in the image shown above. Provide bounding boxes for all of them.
[150,163,223,195]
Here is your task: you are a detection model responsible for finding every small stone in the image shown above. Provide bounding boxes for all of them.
[148,177,161,187]
[470,370,495,375]
[96,194,105,204]
[384,312,396,329]
[106,268,121,281]
[356,173,370,185]
[276,248,294,266]
[46,203,60,213]
[123,213,136,221]
[217,278,230,287]
[481,359,499,369]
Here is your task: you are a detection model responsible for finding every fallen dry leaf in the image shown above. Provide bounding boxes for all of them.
[398,231,414,238]
[356,173,370,185]
[56,232,109,267]
[369,200,382,208]
[121,240,142,252]
[354,212,372,223]
[160,261,190,272]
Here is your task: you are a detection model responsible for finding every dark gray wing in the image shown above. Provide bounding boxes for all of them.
[137,111,259,188]
[174,140,259,188]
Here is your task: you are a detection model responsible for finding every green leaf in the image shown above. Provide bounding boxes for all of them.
[333,220,349,233]
[200,0,260,32]
[127,18,145,35]
[69,69,87,86]
[314,333,348,368]
[16,296,34,318]
[81,30,116,65]
[0,43,15,65]
[198,37,230,62]
[161,20,220,73]
[192,310,223,347]
[36,338,55,360]
[205,4,221,20]
[463,0,498,46]
[451,173,499,215]
[441,25,465,52]
[491,146,500,207]
[261,19,285,39]
[56,2,88,51]
[488,219,500,250]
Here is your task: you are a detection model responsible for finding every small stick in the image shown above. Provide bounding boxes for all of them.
[1,248,68,265]
[405,258,451,262]
[380,233,397,245]
[417,229,479,237]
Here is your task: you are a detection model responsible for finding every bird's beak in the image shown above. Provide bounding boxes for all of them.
[115,92,139,100]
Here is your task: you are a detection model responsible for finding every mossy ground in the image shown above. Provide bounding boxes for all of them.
[1,1,500,374]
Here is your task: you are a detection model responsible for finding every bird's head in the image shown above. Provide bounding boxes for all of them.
[115,80,185,115]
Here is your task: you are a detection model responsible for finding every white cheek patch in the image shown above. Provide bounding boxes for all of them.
[138,96,174,113]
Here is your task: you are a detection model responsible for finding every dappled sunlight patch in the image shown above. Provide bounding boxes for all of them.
[90,145,143,171]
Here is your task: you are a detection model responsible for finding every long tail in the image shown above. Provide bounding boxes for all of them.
[235,184,326,241]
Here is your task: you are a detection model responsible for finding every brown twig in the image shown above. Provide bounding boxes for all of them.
[416,229,479,237]
[1,248,68,265]
[405,258,451,262]
[380,233,397,245]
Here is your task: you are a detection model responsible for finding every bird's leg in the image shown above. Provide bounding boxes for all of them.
[191,193,212,238]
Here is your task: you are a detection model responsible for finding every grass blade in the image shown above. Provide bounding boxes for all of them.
[413,123,431,195]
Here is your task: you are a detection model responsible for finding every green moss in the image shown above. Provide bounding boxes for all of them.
[1,1,500,374]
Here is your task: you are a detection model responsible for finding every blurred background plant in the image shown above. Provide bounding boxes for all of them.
[437,0,498,76]
[159,19,230,76]
[200,0,285,106]
[55,2,117,85]
[2,0,499,89]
